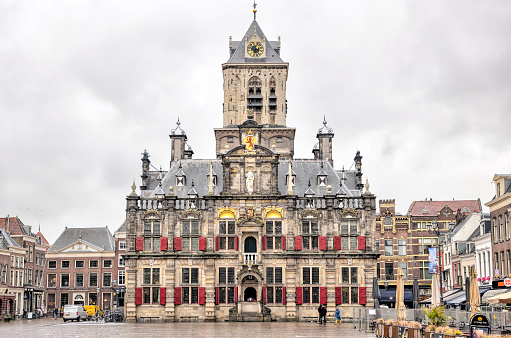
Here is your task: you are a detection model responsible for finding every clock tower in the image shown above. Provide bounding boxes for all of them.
[215,9,295,159]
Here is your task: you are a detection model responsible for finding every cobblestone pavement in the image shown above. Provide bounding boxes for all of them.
[4,318,377,337]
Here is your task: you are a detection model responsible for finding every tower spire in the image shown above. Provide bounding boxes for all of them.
[252,1,257,20]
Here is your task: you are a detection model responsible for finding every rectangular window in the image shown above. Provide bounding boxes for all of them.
[398,262,408,281]
[183,268,199,285]
[342,287,349,304]
[75,273,84,287]
[119,241,126,250]
[118,271,125,285]
[218,220,236,250]
[119,255,125,267]
[303,267,320,285]
[144,220,161,251]
[419,262,432,280]
[182,220,200,250]
[265,267,284,304]
[75,260,85,268]
[103,273,112,287]
[385,240,393,256]
[398,240,407,256]
[219,267,235,285]
[89,273,98,287]
[61,273,69,287]
[48,274,56,288]
[60,293,69,308]
[182,287,199,304]
[48,261,57,269]
[89,260,98,268]
[265,220,283,250]
[302,220,319,250]
[61,261,70,269]
[385,263,394,280]
[103,260,112,268]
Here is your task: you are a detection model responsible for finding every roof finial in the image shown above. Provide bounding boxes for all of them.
[253,1,257,20]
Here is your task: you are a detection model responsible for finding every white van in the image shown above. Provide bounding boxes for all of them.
[63,304,88,322]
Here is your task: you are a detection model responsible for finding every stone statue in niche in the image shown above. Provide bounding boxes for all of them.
[246,170,254,195]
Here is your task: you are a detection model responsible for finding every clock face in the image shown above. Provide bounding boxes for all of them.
[247,41,264,57]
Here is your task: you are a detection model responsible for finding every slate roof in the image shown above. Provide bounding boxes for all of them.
[48,227,115,253]
[226,20,285,64]
[116,221,126,233]
[0,228,20,249]
[407,200,481,216]
[143,158,360,199]
[0,216,28,235]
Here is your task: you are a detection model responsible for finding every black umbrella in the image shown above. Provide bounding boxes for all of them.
[372,277,381,308]
[465,276,471,311]
[413,277,420,309]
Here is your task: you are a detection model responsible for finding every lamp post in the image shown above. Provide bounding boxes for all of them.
[112,279,118,309]
[427,220,444,304]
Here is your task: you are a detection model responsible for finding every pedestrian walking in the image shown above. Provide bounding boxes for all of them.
[317,304,327,324]
[335,306,341,325]
[54,308,58,319]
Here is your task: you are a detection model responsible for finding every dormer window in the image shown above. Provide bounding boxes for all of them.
[188,182,198,199]
[176,163,186,187]
[422,208,429,214]
[384,215,392,226]
[317,163,327,187]
[462,207,470,213]
[497,183,501,197]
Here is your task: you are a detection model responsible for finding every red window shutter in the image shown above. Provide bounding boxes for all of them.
[282,287,286,305]
[199,237,207,251]
[359,287,367,305]
[135,287,142,305]
[160,237,168,251]
[319,236,327,251]
[174,287,181,305]
[282,235,286,250]
[294,236,302,251]
[262,236,267,250]
[334,236,342,250]
[215,236,220,251]
[358,236,366,250]
[335,287,342,305]
[235,287,238,303]
[174,237,182,251]
[199,287,206,305]
[160,287,166,305]
[295,287,303,305]
[320,287,328,305]
[215,287,219,305]
[235,236,238,251]
[262,286,267,304]
[135,237,143,251]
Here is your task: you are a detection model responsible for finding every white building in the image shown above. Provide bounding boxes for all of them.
[472,214,492,286]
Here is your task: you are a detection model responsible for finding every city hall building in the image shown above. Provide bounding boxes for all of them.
[123,10,378,322]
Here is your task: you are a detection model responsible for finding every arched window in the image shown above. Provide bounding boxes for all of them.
[269,76,277,116]
[247,76,262,113]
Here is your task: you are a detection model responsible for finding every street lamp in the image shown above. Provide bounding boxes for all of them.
[112,279,118,309]
[427,220,444,304]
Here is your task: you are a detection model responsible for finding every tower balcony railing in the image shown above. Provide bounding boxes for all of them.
[138,198,206,210]
[295,196,365,210]
[243,253,259,265]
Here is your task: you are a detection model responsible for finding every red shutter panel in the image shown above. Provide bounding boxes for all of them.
[235,236,238,251]
[295,287,303,305]
[135,287,143,305]
[262,236,266,250]
[282,235,286,250]
[262,286,267,304]
[320,287,328,305]
[199,237,207,251]
[174,237,182,251]
[174,287,181,305]
[160,237,168,251]
[358,236,366,250]
[215,236,220,251]
[135,237,143,251]
[160,287,166,305]
[235,287,238,303]
[294,236,302,251]
[282,287,286,305]
[359,287,367,305]
[335,287,342,305]
[319,236,327,251]
[334,236,342,250]
[199,287,206,305]
[215,287,219,305]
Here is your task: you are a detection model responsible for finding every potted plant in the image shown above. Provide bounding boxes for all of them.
[424,306,448,336]
[407,321,422,338]
[393,320,407,338]
[443,328,463,338]
[424,325,437,338]
[376,318,384,337]
[3,312,12,323]
[384,319,394,338]
[434,326,449,338]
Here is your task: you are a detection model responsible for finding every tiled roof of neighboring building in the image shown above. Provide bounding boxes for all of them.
[0,228,21,249]
[0,216,28,235]
[36,231,50,246]
[407,200,481,216]
[48,227,115,253]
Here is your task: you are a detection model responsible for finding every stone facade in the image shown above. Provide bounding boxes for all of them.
[123,15,378,323]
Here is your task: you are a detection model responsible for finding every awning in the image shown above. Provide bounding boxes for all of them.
[445,293,466,305]
[380,290,414,303]
[482,288,511,304]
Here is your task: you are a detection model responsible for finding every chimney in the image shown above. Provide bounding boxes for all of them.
[5,215,9,234]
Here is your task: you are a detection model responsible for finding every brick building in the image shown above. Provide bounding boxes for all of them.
[485,174,511,281]
[376,199,481,304]
[45,227,121,312]
[122,11,378,322]
[0,228,25,319]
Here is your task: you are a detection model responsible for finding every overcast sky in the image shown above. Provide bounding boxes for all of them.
[1,1,510,243]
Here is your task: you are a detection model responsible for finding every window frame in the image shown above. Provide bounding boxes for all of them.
[182,218,201,251]
[218,220,237,250]
[302,219,319,250]
[265,219,283,250]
